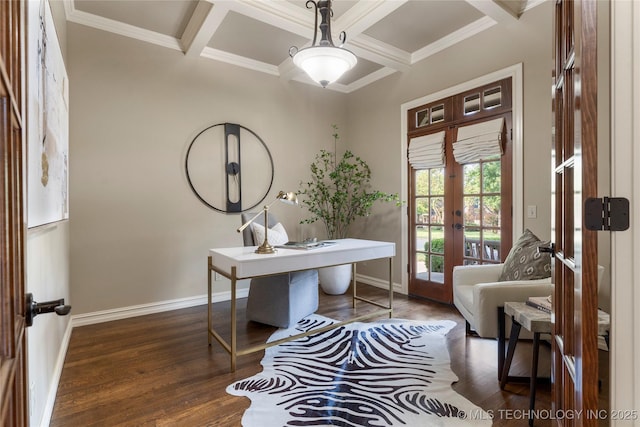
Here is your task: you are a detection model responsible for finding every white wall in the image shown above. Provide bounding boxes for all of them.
[346,2,553,281]
[67,23,348,315]
[26,223,70,427]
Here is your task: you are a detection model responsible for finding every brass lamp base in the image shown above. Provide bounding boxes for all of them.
[255,241,275,254]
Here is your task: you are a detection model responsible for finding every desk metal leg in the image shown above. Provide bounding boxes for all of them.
[388,257,393,318]
[352,263,357,309]
[499,318,521,390]
[207,256,212,346]
[230,267,237,372]
[529,332,541,427]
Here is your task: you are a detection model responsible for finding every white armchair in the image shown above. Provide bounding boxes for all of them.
[452,263,552,338]
[453,263,605,339]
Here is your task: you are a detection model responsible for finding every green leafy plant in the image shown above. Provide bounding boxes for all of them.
[298,125,401,239]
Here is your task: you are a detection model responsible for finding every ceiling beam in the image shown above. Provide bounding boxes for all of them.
[465,0,519,23]
[226,0,314,38]
[349,34,411,72]
[181,0,229,57]
[335,0,408,37]
[65,8,182,51]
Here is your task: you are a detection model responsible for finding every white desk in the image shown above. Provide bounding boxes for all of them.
[207,238,396,371]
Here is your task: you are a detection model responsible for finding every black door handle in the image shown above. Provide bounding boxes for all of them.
[25,293,72,327]
[538,243,556,257]
[454,223,464,230]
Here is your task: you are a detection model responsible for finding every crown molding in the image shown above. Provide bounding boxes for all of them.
[344,67,398,93]
[201,46,280,75]
[350,34,411,72]
[66,8,182,51]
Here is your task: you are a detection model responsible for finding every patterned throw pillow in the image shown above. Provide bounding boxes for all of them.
[498,229,552,281]
[250,222,289,247]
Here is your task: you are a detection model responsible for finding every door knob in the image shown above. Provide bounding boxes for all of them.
[538,243,556,257]
[25,293,72,327]
[454,223,464,230]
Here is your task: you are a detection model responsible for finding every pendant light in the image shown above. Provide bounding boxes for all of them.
[289,0,357,88]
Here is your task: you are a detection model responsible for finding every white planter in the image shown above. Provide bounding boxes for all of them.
[319,264,352,295]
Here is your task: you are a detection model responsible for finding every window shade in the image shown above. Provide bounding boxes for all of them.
[453,117,505,164]
[408,131,445,170]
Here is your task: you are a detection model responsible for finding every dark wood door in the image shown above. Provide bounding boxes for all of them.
[551,0,599,425]
[407,80,512,303]
[1,1,27,425]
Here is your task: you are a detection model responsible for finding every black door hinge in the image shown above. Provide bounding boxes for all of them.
[585,197,630,231]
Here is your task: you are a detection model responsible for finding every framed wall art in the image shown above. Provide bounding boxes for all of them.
[27,0,69,228]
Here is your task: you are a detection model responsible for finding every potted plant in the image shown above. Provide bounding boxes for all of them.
[298,125,401,294]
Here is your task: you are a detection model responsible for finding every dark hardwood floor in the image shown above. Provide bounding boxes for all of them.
[50,284,568,426]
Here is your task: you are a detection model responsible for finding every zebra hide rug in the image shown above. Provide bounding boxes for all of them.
[226,315,491,426]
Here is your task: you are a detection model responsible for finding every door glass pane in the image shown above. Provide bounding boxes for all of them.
[415,198,429,224]
[482,230,501,261]
[431,197,444,224]
[415,252,428,280]
[430,169,444,195]
[430,227,444,253]
[416,226,428,251]
[430,255,444,283]
[464,228,481,261]
[463,163,481,194]
[416,170,429,196]
[482,161,501,192]
[483,195,501,227]
[464,196,480,226]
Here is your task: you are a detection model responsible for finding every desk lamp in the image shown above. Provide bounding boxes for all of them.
[237,191,298,254]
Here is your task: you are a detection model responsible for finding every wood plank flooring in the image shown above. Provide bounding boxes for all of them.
[50,285,592,426]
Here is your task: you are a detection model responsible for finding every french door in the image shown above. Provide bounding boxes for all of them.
[551,0,599,425]
[407,80,512,303]
[1,0,28,425]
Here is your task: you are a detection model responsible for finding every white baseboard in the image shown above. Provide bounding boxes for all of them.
[71,289,249,327]
[39,318,72,427]
[355,273,402,292]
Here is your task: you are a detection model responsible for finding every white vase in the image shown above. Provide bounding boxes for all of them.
[318,264,352,295]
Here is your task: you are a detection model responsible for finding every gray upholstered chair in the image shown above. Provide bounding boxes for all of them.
[240,212,319,328]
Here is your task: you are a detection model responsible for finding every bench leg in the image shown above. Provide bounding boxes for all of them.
[499,318,522,390]
[529,332,541,426]
[497,306,506,381]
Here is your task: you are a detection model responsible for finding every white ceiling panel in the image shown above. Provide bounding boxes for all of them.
[74,0,198,38]
[208,11,308,66]
[362,1,485,53]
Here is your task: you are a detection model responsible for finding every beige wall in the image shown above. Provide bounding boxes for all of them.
[67,2,558,314]
[67,23,348,314]
[346,2,554,280]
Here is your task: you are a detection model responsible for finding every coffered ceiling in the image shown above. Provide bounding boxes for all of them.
[63,0,543,93]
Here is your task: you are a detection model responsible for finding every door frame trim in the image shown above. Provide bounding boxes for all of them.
[399,63,524,293]
[610,0,640,419]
